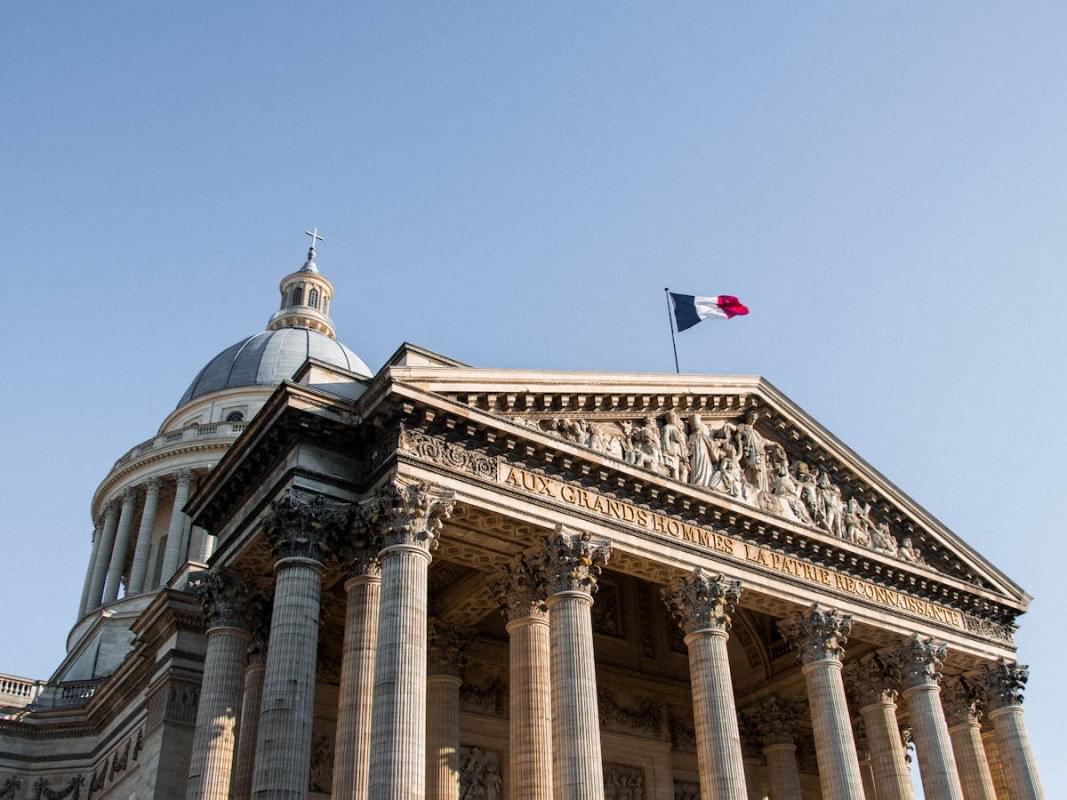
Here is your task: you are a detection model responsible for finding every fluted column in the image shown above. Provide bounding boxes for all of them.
[102,487,139,603]
[331,527,382,800]
[663,568,747,800]
[251,491,349,798]
[160,469,194,586]
[127,477,162,595]
[895,635,964,800]
[779,605,864,800]
[86,502,119,610]
[845,652,914,800]
[426,620,471,800]
[186,569,252,800]
[78,519,103,618]
[754,696,804,800]
[979,660,1045,800]
[366,480,455,800]
[738,715,765,800]
[231,598,271,800]
[982,729,1010,799]
[539,526,611,800]
[942,676,997,800]
[491,552,553,800]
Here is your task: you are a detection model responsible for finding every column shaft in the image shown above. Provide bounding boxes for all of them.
[128,479,161,594]
[102,489,138,603]
[948,721,997,800]
[368,546,431,799]
[859,701,914,800]
[764,743,803,800]
[903,684,964,800]
[332,575,381,800]
[858,757,877,800]
[251,558,324,797]
[803,660,865,800]
[982,730,1010,799]
[160,472,192,586]
[988,707,1044,800]
[86,504,118,610]
[186,627,249,800]
[687,631,748,799]
[549,592,605,800]
[506,616,553,800]
[426,675,462,800]
[77,522,102,618]
[231,655,266,800]
[742,758,763,800]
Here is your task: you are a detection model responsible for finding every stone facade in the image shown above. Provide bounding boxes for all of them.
[0,247,1044,799]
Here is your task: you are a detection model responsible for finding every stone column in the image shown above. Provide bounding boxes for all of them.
[539,526,611,800]
[102,487,139,603]
[78,519,103,618]
[251,491,350,797]
[366,480,455,800]
[895,635,964,800]
[854,718,878,800]
[942,676,997,800]
[778,605,864,800]
[86,501,119,611]
[128,477,162,595]
[663,568,747,800]
[979,660,1045,800]
[426,620,472,800]
[331,526,382,800]
[160,469,194,586]
[491,553,553,800]
[982,729,1011,799]
[230,598,270,800]
[754,696,804,800]
[186,569,252,800]
[845,652,914,800]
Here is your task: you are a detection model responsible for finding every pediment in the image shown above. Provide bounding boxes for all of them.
[382,365,1028,613]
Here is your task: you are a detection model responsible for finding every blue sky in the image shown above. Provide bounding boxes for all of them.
[2,2,1065,795]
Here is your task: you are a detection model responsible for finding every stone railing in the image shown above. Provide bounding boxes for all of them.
[111,421,248,470]
[0,673,45,709]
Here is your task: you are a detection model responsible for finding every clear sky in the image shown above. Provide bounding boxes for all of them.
[2,2,1065,795]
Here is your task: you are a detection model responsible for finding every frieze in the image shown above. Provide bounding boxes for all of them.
[604,762,645,800]
[512,410,935,569]
[598,687,663,736]
[398,427,498,480]
[32,775,85,800]
[501,464,977,636]
[673,781,700,800]
[668,707,696,751]
[459,746,502,800]
[460,676,507,717]
[0,778,19,800]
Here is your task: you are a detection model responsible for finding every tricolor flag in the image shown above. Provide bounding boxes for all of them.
[668,292,750,331]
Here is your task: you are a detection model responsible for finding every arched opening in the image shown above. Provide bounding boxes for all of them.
[291,287,304,306]
[225,410,245,423]
[308,288,319,309]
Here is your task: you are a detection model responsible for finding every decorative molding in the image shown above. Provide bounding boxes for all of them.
[598,687,663,735]
[460,676,507,717]
[32,775,84,800]
[399,426,498,480]
[778,605,852,664]
[0,777,20,800]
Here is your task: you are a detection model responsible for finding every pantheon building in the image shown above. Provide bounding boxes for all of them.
[0,244,1045,800]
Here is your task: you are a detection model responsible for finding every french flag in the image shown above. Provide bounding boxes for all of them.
[669,291,749,331]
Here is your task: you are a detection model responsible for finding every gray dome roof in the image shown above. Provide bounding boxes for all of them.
[178,328,372,408]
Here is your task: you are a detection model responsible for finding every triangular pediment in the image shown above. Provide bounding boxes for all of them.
[381,362,1027,613]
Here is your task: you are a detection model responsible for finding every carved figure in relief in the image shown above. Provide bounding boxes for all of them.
[793,461,821,521]
[737,410,768,491]
[871,522,899,556]
[709,440,746,499]
[556,418,591,447]
[817,470,844,537]
[898,536,925,565]
[687,414,717,488]
[459,746,502,800]
[845,497,871,547]
[590,423,626,460]
[628,416,664,473]
[661,411,690,483]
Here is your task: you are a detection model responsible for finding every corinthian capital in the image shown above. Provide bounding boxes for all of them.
[261,490,351,564]
[978,658,1028,710]
[361,479,455,552]
[428,618,473,678]
[536,525,611,598]
[942,675,982,726]
[190,568,252,630]
[490,551,548,622]
[335,506,382,578]
[753,695,804,747]
[778,605,852,665]
[661,568,742,637]
[845,651,900,707]
[894,634,948,690]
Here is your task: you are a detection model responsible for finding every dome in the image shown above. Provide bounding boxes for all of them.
[177,327,372,408]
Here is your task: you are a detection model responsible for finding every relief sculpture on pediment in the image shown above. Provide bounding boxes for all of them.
[522,409,930,568]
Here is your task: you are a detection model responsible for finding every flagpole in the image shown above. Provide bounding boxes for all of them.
[664,288,680,374]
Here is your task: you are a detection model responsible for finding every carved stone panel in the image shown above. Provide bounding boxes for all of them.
[591,577,625,638]
[673,781,700,800]
[459,746,503,800]
[603,762,645,800]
